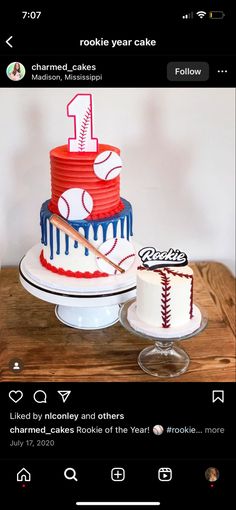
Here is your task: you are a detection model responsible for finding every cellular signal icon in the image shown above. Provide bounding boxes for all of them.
[196,10,207,18]
[182,12,194,19]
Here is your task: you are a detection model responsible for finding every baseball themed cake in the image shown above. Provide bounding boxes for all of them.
[127,247,202,336]
[40,93,135,278]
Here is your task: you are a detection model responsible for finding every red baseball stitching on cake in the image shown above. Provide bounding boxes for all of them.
[40,250,109,278]
[137,266,163,273]
[81,190,91,216]
[60,195,70,219]
[78,106,91,151]
[104,238,118,257]
[118,253,135,266]
[189,275,193,318]
[94,151,112,165]
[114,253,135,274]
[159,271,171,328]
[164,267,192,279]
[105,165,122,180]
[165,267,193,320]
[137,267,193,324]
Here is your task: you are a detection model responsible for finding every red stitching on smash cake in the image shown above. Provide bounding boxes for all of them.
[189,276,193,318]
[40,250,109,278]
[159,271,171,328]
[139,267,172,327]
[165,267,193,318]
[78,106,91,151]
[164,267,192,279]
[137,266,193,323]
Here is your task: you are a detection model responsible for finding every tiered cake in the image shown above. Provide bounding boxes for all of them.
[39,94,135,278]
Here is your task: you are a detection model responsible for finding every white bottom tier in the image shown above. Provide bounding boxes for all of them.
[21,243,138,295]
[19,244,138,329]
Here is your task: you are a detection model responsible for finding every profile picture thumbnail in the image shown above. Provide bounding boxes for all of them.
[205,467,220,482]
[6,62,26,82]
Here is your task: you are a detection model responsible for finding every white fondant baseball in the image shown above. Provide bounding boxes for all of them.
[96,238,135,275]
[58,188,93,220]
[93,150,122,180]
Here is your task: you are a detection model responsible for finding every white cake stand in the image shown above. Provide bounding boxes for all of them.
[19,244,137,329]
[119,299,208,377]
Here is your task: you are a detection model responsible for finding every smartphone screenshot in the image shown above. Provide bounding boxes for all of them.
[0,5,235,508]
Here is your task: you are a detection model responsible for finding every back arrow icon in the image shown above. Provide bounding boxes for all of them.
[6,36,13,48]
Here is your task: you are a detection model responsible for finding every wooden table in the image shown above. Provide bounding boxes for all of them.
[0,262,235,382]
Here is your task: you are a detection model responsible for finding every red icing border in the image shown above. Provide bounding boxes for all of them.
[40,250,109,279]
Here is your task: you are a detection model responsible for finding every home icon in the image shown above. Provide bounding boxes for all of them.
[17,468,31,482]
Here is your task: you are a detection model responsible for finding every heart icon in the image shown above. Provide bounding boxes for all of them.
[9,390,23,403]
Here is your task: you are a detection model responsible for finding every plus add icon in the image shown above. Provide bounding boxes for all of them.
[111,467,125,482]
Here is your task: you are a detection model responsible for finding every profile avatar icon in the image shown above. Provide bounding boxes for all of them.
[6,62,26,81]
[8,358,24,372]
[205,467,220,482]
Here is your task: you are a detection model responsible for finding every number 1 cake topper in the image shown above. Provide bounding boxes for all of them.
[138,247,188,270]
[67,93,98,153]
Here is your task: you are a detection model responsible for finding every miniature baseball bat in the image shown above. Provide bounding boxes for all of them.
[49,214,125,274]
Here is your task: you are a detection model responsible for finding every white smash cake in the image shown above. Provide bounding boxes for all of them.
[136,265,193,328]
[127,248,202,336]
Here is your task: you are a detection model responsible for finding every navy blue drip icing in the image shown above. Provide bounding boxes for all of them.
[56,228,60,255]
[93,224,99,241]
[65,235,69,255]
[40,198,133,261]
[49,223,53,259]
[112,221,118,238]
[120,218,125,238]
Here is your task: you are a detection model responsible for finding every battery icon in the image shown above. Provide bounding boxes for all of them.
[209,11,225,19]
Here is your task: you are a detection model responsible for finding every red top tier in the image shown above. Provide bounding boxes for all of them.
[48,144,124,220]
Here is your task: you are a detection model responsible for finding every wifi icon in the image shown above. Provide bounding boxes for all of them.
[196,10,207,18]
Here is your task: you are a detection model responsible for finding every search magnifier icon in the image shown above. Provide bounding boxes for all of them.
[64,467,78,482]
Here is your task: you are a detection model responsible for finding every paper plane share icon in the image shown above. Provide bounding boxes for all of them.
[57,390,71,403]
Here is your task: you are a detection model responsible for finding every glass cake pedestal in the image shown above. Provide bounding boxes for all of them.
[119,299,208,378]
[19,244,137,330]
